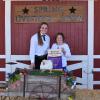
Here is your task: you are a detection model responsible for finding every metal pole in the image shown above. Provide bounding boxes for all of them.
[58,76,61,99]
[23,75,26,97]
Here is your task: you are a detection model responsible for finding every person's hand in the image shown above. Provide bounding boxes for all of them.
[61,48,66,55]
[29,63,35,69]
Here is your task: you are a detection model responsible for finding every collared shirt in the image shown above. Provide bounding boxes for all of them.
[51,43,71,67]
[29,33,50,63]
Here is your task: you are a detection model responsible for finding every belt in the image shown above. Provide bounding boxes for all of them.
[35,54,47,59]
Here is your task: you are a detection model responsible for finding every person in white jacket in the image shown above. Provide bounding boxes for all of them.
[51,32,71,71]
[29,22,50,69]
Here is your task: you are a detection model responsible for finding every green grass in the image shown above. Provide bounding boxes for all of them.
[30,70,64,76]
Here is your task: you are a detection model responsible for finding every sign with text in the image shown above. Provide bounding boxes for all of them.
[14,4,85,23]
[48,49,62,69]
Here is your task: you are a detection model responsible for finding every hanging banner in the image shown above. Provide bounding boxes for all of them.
[47,49,62,69]
[14,4,85,23]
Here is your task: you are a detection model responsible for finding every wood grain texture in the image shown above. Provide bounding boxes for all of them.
[11,1,88,55]
[0,1,5,54]
[94,0,100,54]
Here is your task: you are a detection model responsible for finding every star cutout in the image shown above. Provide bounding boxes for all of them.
[69,6,76,14]
[22,7,29,14]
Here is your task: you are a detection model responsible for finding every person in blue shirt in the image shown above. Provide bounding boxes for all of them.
[29,22,50,69]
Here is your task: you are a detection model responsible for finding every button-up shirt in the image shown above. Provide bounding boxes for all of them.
[29,33,50,63]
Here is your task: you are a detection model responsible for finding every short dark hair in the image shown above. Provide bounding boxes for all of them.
[55,32,65,43]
